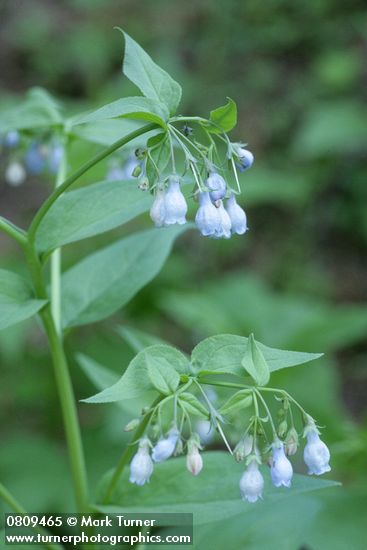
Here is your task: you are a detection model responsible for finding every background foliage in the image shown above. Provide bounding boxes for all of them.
[0,1,366,548]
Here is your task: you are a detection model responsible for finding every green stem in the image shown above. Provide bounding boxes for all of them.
[254,388,277,438]
[0,216,27,247]
[0,482,63,550]
[101,396,163,504]
[25,245,88,516]
[28,123,157,243]
[50,141,67,335]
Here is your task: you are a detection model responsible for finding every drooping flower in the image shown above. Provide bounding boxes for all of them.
[163,175,187,225]
[5,162,26,187]
[150,189,167,228]
[303,428,331,476]
[206,172,227,201]
[25,142,45,175]
[270,442,293,488]
[48,143,64,174]
[129,438,154,486]
[106,165,127,181]
[152,428,180,463]
[226,194,248,235]
[3,130,20,148]
[186,435,203,476]
[236,148,254,172]
[195,420,214,445]
[215,200,232,239]
[195,191,221,237]
[239,460,264,503]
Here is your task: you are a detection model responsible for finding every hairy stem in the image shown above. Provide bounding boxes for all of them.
[28,123,157,243]
[0,482,63,550]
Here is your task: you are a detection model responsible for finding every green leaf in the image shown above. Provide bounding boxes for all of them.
[219,390,252,415]
[204,98,237,134]
[76,353,120,390]
[61,225,189,328]
[70,119,143,146]
[178,393,209,419]
[35,180,153,253]
[192,334,322,377]
[147,356,180,395]
[116,325,167,353]
[83,345,190,404]
[72,97,169,128]
[0,87,62,132]
[0,269,47,331]
[121,31,182,115]
[241,333,270,386]
[96,451,339,523]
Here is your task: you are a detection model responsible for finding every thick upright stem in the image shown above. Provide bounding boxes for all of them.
[25,243,89,516]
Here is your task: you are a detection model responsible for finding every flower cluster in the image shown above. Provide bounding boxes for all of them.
[1,130,64,186]
[129,428,203,486]
[127,384,331,505]
[238,419,331,504]
[109,125,254,239]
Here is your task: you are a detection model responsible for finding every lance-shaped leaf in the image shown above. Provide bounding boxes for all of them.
[82,345,189,404]
[0,269,47,331]
[192,334,323,377]
[203,97,237,134]
[241,333,270,386]
[72,96,169,128]
[35,180,153,253]
[61,225,189,328]
[219,390,253,415]
[96,451,339,523]
[121,31,182,115]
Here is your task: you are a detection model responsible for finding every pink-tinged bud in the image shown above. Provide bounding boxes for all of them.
[186,447,203,476]
[285,427,299,456]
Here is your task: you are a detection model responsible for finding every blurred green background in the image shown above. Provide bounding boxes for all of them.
[0,0,366,548]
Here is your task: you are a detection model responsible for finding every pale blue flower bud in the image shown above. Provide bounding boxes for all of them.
[304,429,331,476]
[123,155,140,180]
[129,438,154,486]
[48,143,64,174]
[152,428,180,463]
[107,165,127,181]
[215,201,232,239]
[271,442,293,488]
[163,176,187,225]
[236,148,254,172]
[206,172,226,201]
[25,143,45,175]
[3,130,20,148]
[195,191,221,237]
[150,189,166,228]
[239,460,264,503]
[5,162,26,187]
[195,420,214,445]
[225,194,248,235]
